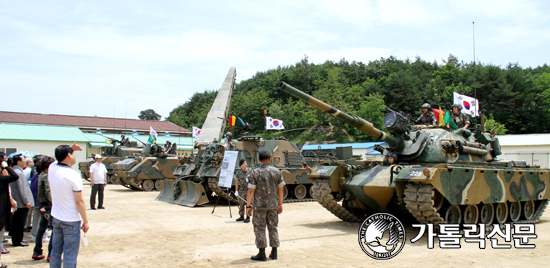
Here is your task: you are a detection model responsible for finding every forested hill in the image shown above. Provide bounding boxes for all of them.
[167,55,550,143]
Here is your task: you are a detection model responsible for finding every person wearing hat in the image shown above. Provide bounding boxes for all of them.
[416,103,436,125]
[234,159,250,223]
[89,154,107,210]
[449,104,470,129]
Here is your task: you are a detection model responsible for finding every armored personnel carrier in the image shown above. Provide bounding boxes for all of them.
[279,82,549,226]
[111,142,180,191]
[78,137,142,183]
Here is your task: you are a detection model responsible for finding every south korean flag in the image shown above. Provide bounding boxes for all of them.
[192,126,201,138]
[453,92,479,117]
[266,117,284,130]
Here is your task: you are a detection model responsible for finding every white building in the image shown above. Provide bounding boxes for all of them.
[497,134,550,168]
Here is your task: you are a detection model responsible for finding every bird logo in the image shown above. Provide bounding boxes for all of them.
[358,213,406,260]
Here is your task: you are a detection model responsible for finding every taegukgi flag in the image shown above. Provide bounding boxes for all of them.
[453,92,479,117]
[192,126,201,138]
[266,117,284,130]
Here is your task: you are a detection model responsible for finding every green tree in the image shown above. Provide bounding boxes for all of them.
[166,90,217,128]
[138,109,162,120]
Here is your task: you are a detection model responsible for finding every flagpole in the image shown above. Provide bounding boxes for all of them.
[472,21,476,101]
[472,21,477,125]
[263,110,267,140]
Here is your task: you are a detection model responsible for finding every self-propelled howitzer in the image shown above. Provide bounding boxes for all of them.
[278,81,549,226]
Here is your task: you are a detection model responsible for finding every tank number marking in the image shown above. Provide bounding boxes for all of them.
[409,170,423,177]
[317,169,328,174]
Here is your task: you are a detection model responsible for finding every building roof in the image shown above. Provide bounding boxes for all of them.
[0,123,89,142]
[0,111,189,133]
[302,142,387,150]
[497,133,550,146]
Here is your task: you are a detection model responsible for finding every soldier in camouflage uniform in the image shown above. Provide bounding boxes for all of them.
[416,103,436,125]
[235,159,250,223]
[450,103,470,129]
[246,150,285,261]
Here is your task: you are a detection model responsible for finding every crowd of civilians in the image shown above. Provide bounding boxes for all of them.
[0,143,92,268]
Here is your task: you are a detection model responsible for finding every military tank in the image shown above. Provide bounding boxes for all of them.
[278,81,549,226]
[78,137,142,183]
[111,142,181,191]
[156,135,312,206]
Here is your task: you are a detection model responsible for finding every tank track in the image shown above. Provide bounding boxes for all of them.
[404,182,549,226]
[310,179,361,222]
[283,198,316,203]
[404,183,445,224]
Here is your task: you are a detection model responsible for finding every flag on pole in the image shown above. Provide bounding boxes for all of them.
[148,126,158,144]
[192,126,201,138]
[436,107,445,127]
[453,92,479,117]
[105,139,112,145]
[444,111,458,129]
[266,117,284,130]
[229,116,236,127]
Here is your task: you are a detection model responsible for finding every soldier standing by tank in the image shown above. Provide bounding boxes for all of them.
[449,104,470,129]
[246,150,285,261]
[234,159,250,223]
[416,103,436,125]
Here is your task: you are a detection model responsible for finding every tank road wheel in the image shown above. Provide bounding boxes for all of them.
[155,180,164,191]
[142,179,155,192]
[495,202,508,224]
[523,200,535,220]
[308,185,314,198]
[479,203,494,225]
[106,175,111,184]
[445,205,462,224]
[463,205,479,224]
[110,175,120,185]
[293,184,307,200]
[282,186,288,200]
[509,202,521,222]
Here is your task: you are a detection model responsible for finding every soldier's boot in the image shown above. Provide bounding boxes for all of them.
[236,216,244,222]
[251,248,267,261]
[243,216,250,223]
[269,247,277,260]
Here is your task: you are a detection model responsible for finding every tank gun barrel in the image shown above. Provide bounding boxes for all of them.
[278,82,400,149]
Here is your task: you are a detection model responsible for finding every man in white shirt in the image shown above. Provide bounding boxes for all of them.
[89,154,107,210]
[49,143,89,268]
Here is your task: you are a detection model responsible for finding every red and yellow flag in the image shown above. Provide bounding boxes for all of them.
[229,115,236,127]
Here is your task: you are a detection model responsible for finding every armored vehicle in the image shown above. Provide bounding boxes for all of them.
[279,82,549,226]
[78,138,142,183]
[157,135,312,206]
[111,142,180,191]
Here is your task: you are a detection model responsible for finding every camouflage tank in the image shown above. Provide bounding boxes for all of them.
[78,137,142,183]
[111,142,181,191]
[157,135,312,206]
[279,81,549,226]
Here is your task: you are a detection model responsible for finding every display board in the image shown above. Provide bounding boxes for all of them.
[218,150,239,188]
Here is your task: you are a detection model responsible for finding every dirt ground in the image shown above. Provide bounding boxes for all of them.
[2,182,550,267]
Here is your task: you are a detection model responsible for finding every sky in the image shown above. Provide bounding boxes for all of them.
[1,0,549,120]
